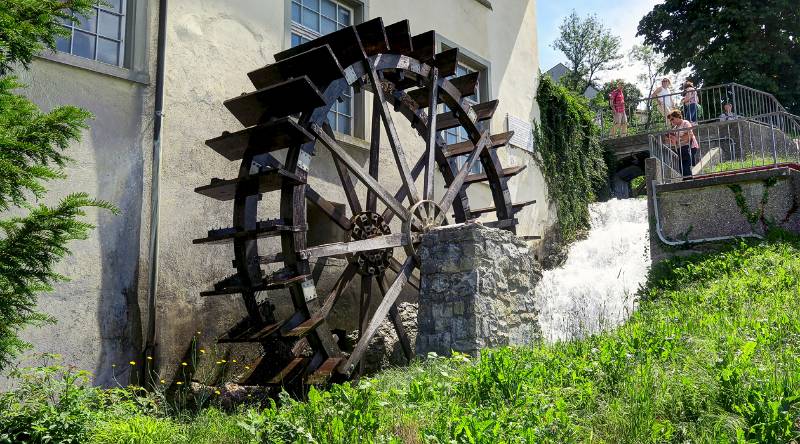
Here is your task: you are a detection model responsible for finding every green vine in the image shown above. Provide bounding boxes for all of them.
[533,75,610,244]
[728,177,778,230]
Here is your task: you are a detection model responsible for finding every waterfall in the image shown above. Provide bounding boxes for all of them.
[536,198,651,342]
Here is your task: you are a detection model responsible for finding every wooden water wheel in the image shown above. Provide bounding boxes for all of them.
[194,18,534,389]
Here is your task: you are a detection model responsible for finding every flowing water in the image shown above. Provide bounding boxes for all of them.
[536,198,651,342]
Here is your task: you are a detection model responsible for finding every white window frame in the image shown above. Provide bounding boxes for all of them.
[289,0,355,135]
[55,0,127,67]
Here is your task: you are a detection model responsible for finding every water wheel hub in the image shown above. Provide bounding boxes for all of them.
[348,211,393,276]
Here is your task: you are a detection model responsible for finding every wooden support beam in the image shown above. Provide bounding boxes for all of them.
[444,131,513,158]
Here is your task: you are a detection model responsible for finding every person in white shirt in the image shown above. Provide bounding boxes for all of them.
[719,101,738,121]
[651,78,674,126]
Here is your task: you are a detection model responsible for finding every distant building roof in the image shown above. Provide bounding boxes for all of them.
[544,63,599,100]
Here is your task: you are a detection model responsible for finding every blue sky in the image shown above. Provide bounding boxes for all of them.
[538,0,663,88]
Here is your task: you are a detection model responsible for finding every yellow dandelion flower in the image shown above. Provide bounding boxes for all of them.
[247,394,252,397]
[176,381,183,385]
[181,362,188,366]
[129,361,136,366]
[221,359,227,363]
[245,365,251,370]
[160,379,166,384]
[214,390,221,395]
[146,356,153,360]
[112,364,116,368]
[199,349,206,354]
[216,360,222,365]
[232,359,237,363]
[196,331,201,335]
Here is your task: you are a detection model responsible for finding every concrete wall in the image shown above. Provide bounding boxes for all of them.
[645,158,800,262]
[9,0,549,384]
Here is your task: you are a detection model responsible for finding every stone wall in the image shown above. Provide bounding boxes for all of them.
[416,223,541,356]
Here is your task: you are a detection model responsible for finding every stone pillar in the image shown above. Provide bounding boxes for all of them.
[416,223,541,357]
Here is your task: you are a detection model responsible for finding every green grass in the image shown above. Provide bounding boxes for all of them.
[3,236,800,443]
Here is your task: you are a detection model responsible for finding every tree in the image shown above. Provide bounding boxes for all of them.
[0,0,114,370]
[629,44,666,130]
[552,10,623,95]
[637,0,800,114]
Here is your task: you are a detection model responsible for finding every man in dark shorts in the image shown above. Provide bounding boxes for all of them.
[665,109,699,178]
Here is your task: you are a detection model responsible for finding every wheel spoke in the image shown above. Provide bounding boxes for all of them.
[312,124,421,229]
[377,275,414,362]
[302,232,416,259]
[423,68,440,203]
[306,185,352,231]
[365,62,422,206]
[339,255,415,375]
[436,130,491,223]
[357,275,373,375]
[367,94,381,212]
[323,123,363,215]
[317,263,359,320]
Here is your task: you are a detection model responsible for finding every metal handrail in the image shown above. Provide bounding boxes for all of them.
[601,82,787,139]
[648,111,800,183]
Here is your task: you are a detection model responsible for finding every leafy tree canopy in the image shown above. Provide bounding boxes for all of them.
[552,10,623,95]
[637,0,800,113]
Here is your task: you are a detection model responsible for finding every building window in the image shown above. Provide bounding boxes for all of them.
[443,63,484,174]
[55,1,127,67]
[290,0,353,135]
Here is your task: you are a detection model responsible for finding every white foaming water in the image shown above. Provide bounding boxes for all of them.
[536,198,651,342]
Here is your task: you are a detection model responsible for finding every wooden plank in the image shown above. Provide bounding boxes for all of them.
[311,123,413,224]
[301,233,411,259]
[205,118,313,162]
[200,274,308,297]
[436,131,491,221]
[193,219,302,245]
[194,168,303,201]
[339,256,415,376]
[423,67,439,201]
[436,100,499,131]
[274,26,364,68]
[432,48,459,77]
[355,17,389,57]
[283,316,325,338]
[268,357,307,385]
[484,218,518,230]
[224,76,325,127]
[407,72,479,108]
[357,275,373,375]
[470,199,536,217]
[385,20,413,55]
[248,45,344,90]
[409,31,435,62]
[306,357,343,385]
[444,131,513,158]
[217,320,286,343]
[463,165,526,185]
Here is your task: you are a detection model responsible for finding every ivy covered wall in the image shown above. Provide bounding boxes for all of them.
[534,75,610,247]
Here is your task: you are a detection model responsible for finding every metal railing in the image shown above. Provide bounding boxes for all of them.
[600,83,786,139]
[649,111,800,183]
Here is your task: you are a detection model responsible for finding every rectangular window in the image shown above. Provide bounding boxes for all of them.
[290,0,353,135]
[55,1,126,67]
[443,62,484,175]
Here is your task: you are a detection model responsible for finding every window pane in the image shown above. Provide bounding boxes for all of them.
[338,115,351,134]
[97,37,119,64]
[291,2,301,23]
[75,12,96,32]
[340,96,351,115]
[327,112,337,131]
[301,8,319,31]
[321,17,336,35]
[101,0,123,12]
[72,30,95,58]
[321,0,336,19]
[55,32,72,52]
[291,33,303,47]
[302,0,319,12]
[338,8,350,25]
[98,11,120,39]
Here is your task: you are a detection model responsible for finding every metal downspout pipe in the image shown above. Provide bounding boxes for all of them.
[142,0,168,385]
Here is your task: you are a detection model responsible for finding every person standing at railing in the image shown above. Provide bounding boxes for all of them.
[609,81,628,137]
[719,101,739,121]
[665,109,699,178]
[652,77,674,126]
[682,81,699,123]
